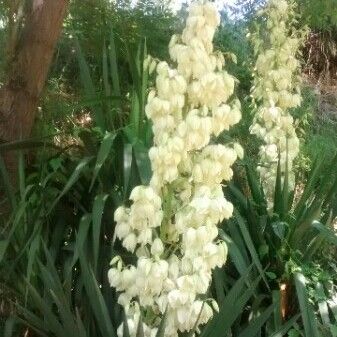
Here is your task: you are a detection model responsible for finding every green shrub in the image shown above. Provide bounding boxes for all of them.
[226,152,337,336]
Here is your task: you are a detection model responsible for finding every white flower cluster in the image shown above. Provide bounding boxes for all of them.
[250,0,303,199]
[108,2,241,337]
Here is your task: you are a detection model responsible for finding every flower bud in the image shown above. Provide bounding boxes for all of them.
[234,143,244,159]
[151,238,164,256]
[123,233,137,252]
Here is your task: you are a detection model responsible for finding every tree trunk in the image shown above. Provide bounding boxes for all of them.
[0,0,69,185]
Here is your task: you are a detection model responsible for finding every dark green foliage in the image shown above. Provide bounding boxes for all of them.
[0,32,153,335]
[31,0,179,139]
[225,151,337,336]
[230,0,266,21]
[232,0,337,32]
[215,14,260,161]
[296,0,337,32]
[294,86,337,176]
[215,13,253,95]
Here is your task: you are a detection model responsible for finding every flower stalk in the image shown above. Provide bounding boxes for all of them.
[108,2,242,336]
[250,0,306,201]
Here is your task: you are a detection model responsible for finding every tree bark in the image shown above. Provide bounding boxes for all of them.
[0,0,69,184]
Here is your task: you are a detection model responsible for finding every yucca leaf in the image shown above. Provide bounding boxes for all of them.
[49,216,68,261]
[136,314,145,337]
[227,217,250,263]
[126,43,141,137]
[280,142,289,218]
[237,303,275,337]
[246,199,265,244]
[294,272,320,337]
[155,308,168,337]
[269,314,300,337]
[228,182,248,211]
[210,278,260,337]
[316,283,330,326]
[40,245,72,309]
[322,174,337,210]
[308,210,337,253]
[302,235,325,262]
[133,142,151,185]
[272,290,282,331]
[92,193,109,272]
[75,38,106,130]
[0,195,28,262]
[18,150,25,200]
[123,310,131,337]
[113,133,125,188]
[289,199,323,247]
[327,289,337,323]
[16,307,49,337]
[245,164,264,205]
[251,293,268,314]
[124,146,141,199]
[103,40,112,111]
[201,269,260,337]
[312,221,337,246]
[90,131,116,190]
[213,267,226,305]
[3,316,16,337]
[0,154,16,211]
[109,31,121,97]
[235,211,270,289]
[49,289,78,334]
[201,271,249,337]
[25,233,41,300]
[76,308,88,337]
[69,214,92,272]
[220,230,250,276]
[274,154,282,215]
[294,156,324,218]
[23,282,65,336]
[49,156,92,213]
[79,251,117,337]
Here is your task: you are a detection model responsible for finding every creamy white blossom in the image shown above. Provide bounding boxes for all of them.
[109,2,241,336]
[250,0,304,200]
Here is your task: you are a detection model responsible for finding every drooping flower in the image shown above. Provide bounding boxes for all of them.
[109,2,241,336]
[250,0,305,200]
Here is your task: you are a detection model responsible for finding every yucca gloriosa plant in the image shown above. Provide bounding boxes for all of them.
[1,1,337,337]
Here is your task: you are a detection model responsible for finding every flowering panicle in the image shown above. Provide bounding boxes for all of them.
[250,0,304,199]
[108,2,241,336]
